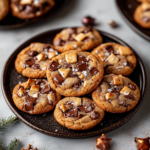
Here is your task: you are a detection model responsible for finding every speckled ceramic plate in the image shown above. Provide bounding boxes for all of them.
[1,28,146,138]
[116,0,150,41]
[0,0,71,29]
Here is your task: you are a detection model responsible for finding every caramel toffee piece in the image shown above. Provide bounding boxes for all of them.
[12,78,61,114]
[53,27,103,53]
[15,43,59,78]
[10,0,55,19]
[92,43,137,76]
[135,137,150,150]
[54,97,105,130]
[92,74,140,113]
[46,51,104,96]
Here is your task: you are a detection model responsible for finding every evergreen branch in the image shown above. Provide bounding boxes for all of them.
[0,137,7,150]
[7,138,19,150]
[0,116,18,134]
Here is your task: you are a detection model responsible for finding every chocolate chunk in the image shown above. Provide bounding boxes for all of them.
[64,107,78,118]
[48,61,61,71]
[53,74,64,84]
[123,61,133,68]
[24,58,35,67]
[28,50,38,57]
[89,67,99,76]
[96,134,112,150]
[18,4,25,11]
[128,83,136,91]
[64,62,72,69]
[142,16,150,23]
[41,85,51,94]
[72,81,81,88]
[25,5,36,14]
[67,35,75,42]
[42,2,50,8]
[24,94,37,111]
[54,38,65,46]
[76,63,87,71]
[135,137,150,150]
[31,64,40,70]
[78,104,94,113]
[68,28,77,34]
[125,94,135,100]
[83,37,90,42]
[83,26,92,33]
[78,56,89,63]
[77,113,85,119]
[104,46,114,54]
[82,16,95,26]
[90,111,100,120]
[35,80,46,86]
[110,87,120,95]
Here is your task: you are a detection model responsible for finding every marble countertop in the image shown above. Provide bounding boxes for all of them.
[0,0,150,149]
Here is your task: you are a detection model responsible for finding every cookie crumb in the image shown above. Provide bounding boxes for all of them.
[108,20,118,28]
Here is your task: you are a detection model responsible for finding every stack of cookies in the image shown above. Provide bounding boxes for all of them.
[13,27,140,130]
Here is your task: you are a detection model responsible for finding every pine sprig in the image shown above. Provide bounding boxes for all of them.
[0,116,19,150]
[0,116,18,134]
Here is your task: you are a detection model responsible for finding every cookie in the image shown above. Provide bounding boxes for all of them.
[10,0,55,19]
[46,51,104,96]
[0,0,9,21]
[134,0,150,28]
[54,97,105,130]
[91,43,137,76]
[92,74,140,113]
[53,27,103,53]
[12,78,61,114]
[15,42,59,78]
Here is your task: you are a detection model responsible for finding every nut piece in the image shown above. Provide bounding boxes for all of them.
[73,33,86,42]
[60,104,70,112]
[74,98,82,106]
[47,93,56,102]
[20,0,32,5]
[28,91,39,98]
[109,20,117,27]
[106,54,119,65]
[77,72,84,79]
[65,53,77,64]
[18,87,26,97]
[30,84,40,92]
[106,93,116,100]
[84,80,91,87]
[37,94,48,107]
[36,53,46,61]
[25,78,35,89]
[120,86,132,95]
[119,46,132,55]
[47,52,56,59]
[58,68,70,78]
[113,75,123,85]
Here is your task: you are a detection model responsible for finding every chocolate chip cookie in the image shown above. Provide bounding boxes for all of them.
[134,0,150,28]
[13,78,61,114]
[15,42,59,78]
[10,0,55,19]
[0,0,9,21]
[91,43,137,76]
[53,27,103,53]
[54,97,105,130]
[46,51,104,96]
[92,74,140,113]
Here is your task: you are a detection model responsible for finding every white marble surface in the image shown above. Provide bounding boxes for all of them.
[0,0,150,149]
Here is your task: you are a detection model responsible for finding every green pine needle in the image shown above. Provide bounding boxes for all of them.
[7,138,19,150]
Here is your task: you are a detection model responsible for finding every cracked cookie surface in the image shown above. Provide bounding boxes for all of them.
[134,0,150,28]
[13,78,61,114]
[91,43,137,76]
[15,42,59,78]
[0,0,9,21]
[92,74,140,113]
[54,97,105,130]
[53,27,103,53]
[10,0,55,19]
[46,51,104,96]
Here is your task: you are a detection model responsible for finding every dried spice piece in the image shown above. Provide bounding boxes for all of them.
[96,134,112,150]
[21,144,38,150]
[135,137,150,150]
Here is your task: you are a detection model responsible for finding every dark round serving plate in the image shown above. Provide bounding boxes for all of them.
[116,0,150,41]
[1,28,146,138]
[0,0,71,29]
